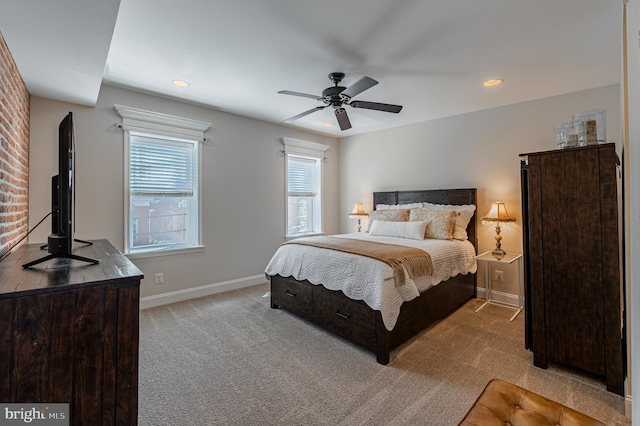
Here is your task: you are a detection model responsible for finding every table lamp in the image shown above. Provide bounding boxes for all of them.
[482,201,516,259]
[349,202,368,232]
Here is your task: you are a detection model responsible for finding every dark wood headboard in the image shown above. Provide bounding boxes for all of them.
[372,188,477,251]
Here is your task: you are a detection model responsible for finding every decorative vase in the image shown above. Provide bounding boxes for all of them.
[555,121,585,149]
[572,109,606,145]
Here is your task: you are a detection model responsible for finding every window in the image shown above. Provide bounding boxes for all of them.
[287,154,320,235]
[283,137,329,238]
[115,105,211,256]
[128,134,198,253]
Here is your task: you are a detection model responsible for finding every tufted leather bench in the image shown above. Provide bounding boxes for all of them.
[458,379,604,426]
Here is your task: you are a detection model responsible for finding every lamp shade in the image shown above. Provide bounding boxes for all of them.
[349,202,368,218]
[482,201,516,223]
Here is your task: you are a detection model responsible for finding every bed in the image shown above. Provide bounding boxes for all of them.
[265,188,478,364]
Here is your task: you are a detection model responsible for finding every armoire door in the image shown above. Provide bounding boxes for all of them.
[534,148,605,375]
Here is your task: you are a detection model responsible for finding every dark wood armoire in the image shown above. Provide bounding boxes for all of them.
[520,143,624,395]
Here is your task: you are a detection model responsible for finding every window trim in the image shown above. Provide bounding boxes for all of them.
[115,105,211,256]
[282,137,329,239]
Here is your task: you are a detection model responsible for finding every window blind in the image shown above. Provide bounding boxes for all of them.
[288,156,316,195]
[130,137,196,197]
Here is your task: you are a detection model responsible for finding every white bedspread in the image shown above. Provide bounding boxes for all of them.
[264,233,477,330]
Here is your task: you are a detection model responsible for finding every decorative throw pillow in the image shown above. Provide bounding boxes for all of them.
[409,208,457,240]
[367,209,410,232]
[369,220,429,240]
[422,203,476,240]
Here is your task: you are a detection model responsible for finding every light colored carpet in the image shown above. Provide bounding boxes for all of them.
[138,282,629,425]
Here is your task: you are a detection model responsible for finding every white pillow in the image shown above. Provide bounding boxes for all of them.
[422,203,476,240]
[369,220,429,240]
[376,203,423,210]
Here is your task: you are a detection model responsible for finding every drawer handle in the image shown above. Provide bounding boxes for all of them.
[336,310,352,319]
[285,290,297,297]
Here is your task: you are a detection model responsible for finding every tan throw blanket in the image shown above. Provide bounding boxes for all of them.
[284,236,433,287]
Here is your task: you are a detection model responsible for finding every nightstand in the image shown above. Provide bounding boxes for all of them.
[474,251,523,321]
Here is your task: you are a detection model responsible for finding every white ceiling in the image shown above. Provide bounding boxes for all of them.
[0,0,622,137]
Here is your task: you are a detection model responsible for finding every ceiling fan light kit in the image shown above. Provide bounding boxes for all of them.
[278,72,403,130]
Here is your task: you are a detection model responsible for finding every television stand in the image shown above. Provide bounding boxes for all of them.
[39,238,95,250]
[1,239,142,425]
[74,237,94,245]
[23,239,100,269]
[22,252,101,269]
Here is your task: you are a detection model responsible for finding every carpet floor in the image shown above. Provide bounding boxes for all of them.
[138,282,629,425]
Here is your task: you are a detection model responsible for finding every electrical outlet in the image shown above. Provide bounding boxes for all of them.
[155,272,164,284]
[495,270,504,282]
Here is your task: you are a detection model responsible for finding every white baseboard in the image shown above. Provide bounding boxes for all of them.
[140,274,266,310]
[476,287,521,307]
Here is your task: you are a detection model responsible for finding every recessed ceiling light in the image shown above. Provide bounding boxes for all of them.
[172,80,190,88]
[323,122,334,127]
[483,79,503,87]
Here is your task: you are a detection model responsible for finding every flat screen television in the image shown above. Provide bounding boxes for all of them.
[49,112,74,255]
[23,112,99,268]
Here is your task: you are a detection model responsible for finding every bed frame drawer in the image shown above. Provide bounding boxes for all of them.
[271,275,313,318]
[312,287,376,351]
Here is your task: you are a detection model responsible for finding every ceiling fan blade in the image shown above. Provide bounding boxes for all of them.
[350,100,403,113]
[278,90,323,101]
[334,108,351,130]
[284,106,326,122]
[340,76,378,99]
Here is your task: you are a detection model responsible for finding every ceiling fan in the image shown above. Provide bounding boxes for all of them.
[278,72,403,130]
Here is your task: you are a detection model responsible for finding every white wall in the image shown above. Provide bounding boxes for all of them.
[28,83,622,303]
[625,0,640,419]
[28,85,339,299]
[339,84,621,296]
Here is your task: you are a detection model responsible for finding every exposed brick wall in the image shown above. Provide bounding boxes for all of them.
[0,32,30,257]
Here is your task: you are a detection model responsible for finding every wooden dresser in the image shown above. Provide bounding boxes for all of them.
[520,143,624,395]
[0,239,143,424]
